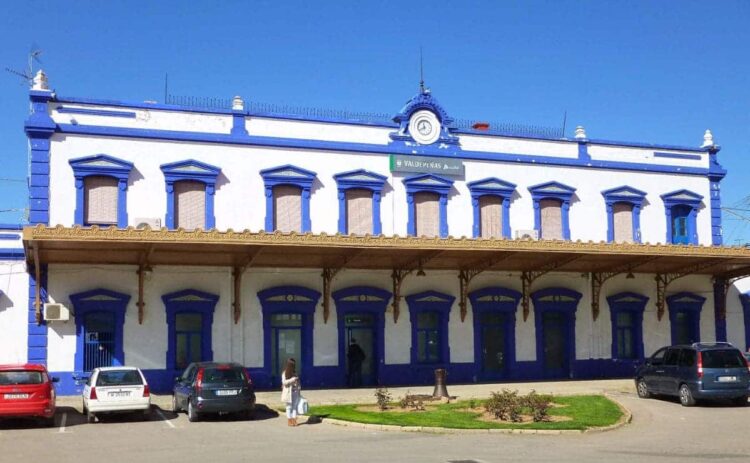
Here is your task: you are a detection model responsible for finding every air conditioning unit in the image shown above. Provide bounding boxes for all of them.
[134,217,162,230]
[515,229,539,240]
[43,303,70,322]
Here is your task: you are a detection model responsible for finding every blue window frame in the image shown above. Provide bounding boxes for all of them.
[528,181,576,240]
[406,290,454,365]
[601,186,647,243]
[607,292,648,360]
[160,160,221,230]
[661,189,703,245]
[402,174,454,238]
[333,169,387,235]
[258,286,321,385]
[162,289,219,372]
[70,288,130,373]
[467,178,516,239]
[69,155,134,228]
[468,287,521,379]
[260,165,317,233]
[667,292,705,345]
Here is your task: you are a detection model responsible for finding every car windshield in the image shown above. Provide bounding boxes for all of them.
[702,350,746,369]
[203,367,244,382]
[96,370,143,386]
[0,371,43,385]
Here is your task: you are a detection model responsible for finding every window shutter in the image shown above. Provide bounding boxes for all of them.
[414,192,439,237]
[613,203,634,243]
[84,176,118,225]
[273,185,302,232]
[479,195,503,238]
[346,189,373,235]
[540,199,563,240]
[174,181,206,230]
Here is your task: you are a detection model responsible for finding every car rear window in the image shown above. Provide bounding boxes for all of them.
[0,371,43,385]
[702,350,746,369]
[96,370,143,386]
[202,367,245,382]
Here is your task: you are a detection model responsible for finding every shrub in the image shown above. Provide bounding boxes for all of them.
[485,389,522,422]
[398,392,426,411]
[374,387,392,411]
[523,390,553,422]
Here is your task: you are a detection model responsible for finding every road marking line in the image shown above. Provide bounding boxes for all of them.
[155,409,175,428]
[58,412,67,433]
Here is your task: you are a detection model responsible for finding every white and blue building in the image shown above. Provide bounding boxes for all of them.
[4,70,750,395]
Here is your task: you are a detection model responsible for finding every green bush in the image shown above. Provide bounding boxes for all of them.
[523,390,553,422]
[374,387,392,411]
[485,389,522,422]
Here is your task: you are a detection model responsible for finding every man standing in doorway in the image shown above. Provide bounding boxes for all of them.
[347,338,366,388]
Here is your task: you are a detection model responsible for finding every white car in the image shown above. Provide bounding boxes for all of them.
[82,367,151,423]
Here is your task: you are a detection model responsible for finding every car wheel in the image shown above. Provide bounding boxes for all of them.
[171,395,180,413]
[187,400,199,422]
[87,410,96,423]
[679,384,696,407]
[636,378,651,399]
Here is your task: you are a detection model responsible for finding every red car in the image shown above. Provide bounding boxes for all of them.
[0,364,57,426]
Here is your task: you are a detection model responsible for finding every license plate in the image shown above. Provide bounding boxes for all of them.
[216,389,238,396]
[4,393,29,399]
[717,376,738,382]
[108,391,131,397]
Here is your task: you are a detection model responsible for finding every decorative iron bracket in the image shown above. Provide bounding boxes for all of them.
[458,252,517,322]
[390,251,444,323]
[521,255,581,321]
[712,275,744,322]
[321,250,364,323]
[231,247,263,324]
[136,245,155,324]
[655,259,732,320]
[589,256,662,321]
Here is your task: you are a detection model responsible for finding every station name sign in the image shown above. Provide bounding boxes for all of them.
[389,155,464,176]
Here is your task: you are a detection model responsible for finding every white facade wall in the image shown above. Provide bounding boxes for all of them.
[0,230,28,364]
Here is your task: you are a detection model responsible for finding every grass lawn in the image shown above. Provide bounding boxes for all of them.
[309,395,623,431]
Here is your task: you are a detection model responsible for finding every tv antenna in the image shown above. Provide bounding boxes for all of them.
[419,46,426,94]
[5,44,43,86]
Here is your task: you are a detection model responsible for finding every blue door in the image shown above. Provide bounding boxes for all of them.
[479,312,510,379]
[344,313,375,387]
[83,311,116,371]
[542,311,570,378]
[671,205,691,244]
[270,313,303,385]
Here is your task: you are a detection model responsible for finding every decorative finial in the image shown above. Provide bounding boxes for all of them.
[701,129,714,148]
[32,69,49,91]
[232,95,244,111]
[574,125,587,140]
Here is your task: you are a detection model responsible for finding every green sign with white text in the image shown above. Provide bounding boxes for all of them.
[389,155,464,176]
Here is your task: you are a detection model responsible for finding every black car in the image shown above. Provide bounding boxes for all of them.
[172,362,256,421]
[635,342,750,406]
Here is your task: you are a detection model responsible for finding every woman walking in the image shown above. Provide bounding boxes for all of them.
[280,358,301,426]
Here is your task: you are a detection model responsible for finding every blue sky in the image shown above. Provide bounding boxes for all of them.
[1,1,749,242]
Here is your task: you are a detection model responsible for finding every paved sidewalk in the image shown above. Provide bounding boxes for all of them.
[56,379,635,410]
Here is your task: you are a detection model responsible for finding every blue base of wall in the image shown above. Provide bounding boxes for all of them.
[51,358,639,396]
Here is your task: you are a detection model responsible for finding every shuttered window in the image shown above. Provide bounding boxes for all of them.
[479,195,503,238]
[174,181,206,230]
[274,185,302,232]
[414,192,439,237]
[613,203,634,243]
[346,189,373,235]
[84,176,118,225]
[540,199,563,240]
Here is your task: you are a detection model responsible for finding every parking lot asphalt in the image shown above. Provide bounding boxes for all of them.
[2,380,749,463]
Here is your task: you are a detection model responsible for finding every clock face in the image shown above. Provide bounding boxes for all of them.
[408,110,440,145]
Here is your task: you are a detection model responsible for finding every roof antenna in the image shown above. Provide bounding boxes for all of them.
[5,44,42,87]
[419,46,427,94]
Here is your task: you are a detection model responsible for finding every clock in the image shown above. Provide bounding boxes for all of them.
[408,110,440,145]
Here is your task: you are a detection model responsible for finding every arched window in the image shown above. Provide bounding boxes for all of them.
[162,289,219,372]
[70,289,130,372]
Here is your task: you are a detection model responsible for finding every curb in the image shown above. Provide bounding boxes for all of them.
[316,395,632,435]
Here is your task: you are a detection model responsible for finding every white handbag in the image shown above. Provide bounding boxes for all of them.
[296,396,309,415]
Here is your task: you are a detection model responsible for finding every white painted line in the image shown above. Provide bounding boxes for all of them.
[58,412,67,433]
[155,409,175,428]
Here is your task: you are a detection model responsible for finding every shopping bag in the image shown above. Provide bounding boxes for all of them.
[296,396,309,415]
